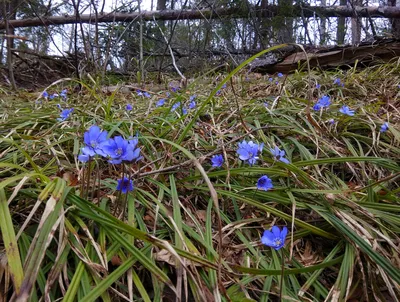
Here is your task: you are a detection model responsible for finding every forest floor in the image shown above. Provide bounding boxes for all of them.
[0,61,400,301]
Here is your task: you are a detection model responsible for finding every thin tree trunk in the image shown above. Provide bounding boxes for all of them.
[336,0,347,44]
[2,1,16,89]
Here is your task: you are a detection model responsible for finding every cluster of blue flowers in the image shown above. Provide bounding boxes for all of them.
[43,89,68,101]
[313,95,331,111]
[78,125,141,193]
[136,90,151,98]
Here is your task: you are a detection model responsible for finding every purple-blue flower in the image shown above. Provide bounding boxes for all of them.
[156,99,165,107]
[261,226,288,250]
[313,95,331,111]
[190,95,196,102]
[102,136,140,164]
[277,73,283,78]
[171,102,181,112]
[316,83,321,89]
[328,119,335,125]
[257,175,273,191]
[268,77,273,82]
[380,122,389,133]
[79,125,108,159]
[211,154,224,168]
[182,107,188,115]
[126,104,133,111]
[334,78,344,87]
[116,177,134,193]
[42,91,49,98]
[60,89,68,99]
[270,146,290,164]
[339,105,355,116]
[237,140,263,166]
[57,108,74,121]
[188,100,196,109]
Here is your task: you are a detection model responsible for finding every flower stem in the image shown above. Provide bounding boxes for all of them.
[279,248,285,301]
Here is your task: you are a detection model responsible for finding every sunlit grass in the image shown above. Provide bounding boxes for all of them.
[0,55,399,301]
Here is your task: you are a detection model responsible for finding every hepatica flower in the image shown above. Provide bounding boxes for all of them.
[270,146,290,164]
[380,122,389,133]
[237,140,263,165]
[313,95,331,111]
[42,91,49,98]
[334,78,344,87]
[182,107,188,115]
[60,89,68,99]
[171,102,181,112]
[188,100,196,109]
[116,177,134,193]
[57,108,74,121]
[156,99,165,107]
[126,104,133,111]
[211,154,224,167]
[78,125,108,162]
[277,72,283,78]
[257,175,273,191]
[316,83,321,89]
[339,105,355,116]
[261,226,288,250]
[103,136,141,164]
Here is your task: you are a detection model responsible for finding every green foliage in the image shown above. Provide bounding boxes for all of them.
[0,52,400,301]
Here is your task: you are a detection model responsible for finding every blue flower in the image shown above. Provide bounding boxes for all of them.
[60,89,68,99]
[261,226,288,250]
[57,108,74,121]
[78,148,91,162]
[270,146,290,164]
[136,90,144,96]
[102,136,140,164]
[170,85,180,93]
[144,92,151,98]
[316,83,321,89]
[268,77,273,82]
[126,104,133,111]
[56,104,62,109]
[116,177,134,193]
[156,99,165,107]
[188,100,196,109]
[313,103,322,111]
[328,119,335,125]
[182,107,188,115]
[334,78,344,87]
[339,105,355,116]
[277,73,283,78]
[380,122,389,133]
[190,95,196,102]
[42,91,49,98]
[221,84,227,89]
[211,154,224,167]
[171,102,181,112]
[80,125,108,158]
[313,95,331,111]
[257,175,273,191]
[49,94,57,100]
[215,90,222,96]
[264,102,269,108]
[237,140,263,166]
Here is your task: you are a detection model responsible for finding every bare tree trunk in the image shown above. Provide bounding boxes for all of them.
[2,0,16,89]
[351,0,361,44]
[320,0,327,44]
[389,0,400,38]
[336,0,347,44]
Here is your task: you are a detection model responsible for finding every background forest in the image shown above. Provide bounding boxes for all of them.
[1,0,400,87]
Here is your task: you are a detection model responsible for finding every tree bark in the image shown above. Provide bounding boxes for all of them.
[3,6,400,30]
